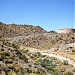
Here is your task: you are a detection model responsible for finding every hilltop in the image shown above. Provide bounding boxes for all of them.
[0,22,46,38]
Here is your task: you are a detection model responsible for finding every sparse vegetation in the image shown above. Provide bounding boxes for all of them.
[0,23,75,75]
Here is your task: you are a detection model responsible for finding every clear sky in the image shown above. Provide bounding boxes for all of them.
[0,0,74,31]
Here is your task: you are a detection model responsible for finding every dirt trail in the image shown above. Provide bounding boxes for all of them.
[40,52,75,67]
[29,49,75,67]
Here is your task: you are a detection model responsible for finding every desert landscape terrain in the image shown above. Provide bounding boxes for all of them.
[0,22,75,75]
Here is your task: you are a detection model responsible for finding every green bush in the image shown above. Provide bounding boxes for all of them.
[41,58,55,70]
[63,60,69,65]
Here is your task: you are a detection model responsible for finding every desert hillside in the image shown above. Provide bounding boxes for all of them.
[0,22,46,38]
[0,39,75,75]
[0,22,75,75]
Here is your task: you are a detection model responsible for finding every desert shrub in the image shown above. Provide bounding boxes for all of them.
[30,54,35,59]
[0,36,2,39]
[21,55,28,63]
[30,52,42,60]
[12,71,17,75]
[72,67,75,72]
[64,70,73,75]
[72,49,75,54]
[24,49,29,53]
[4,40,11,46]
[51,70,59,75]
[12,43,19,49]
[41,58,55,70]
[63,60,69,65]
[32,52,42,58]
[59,65,65,72]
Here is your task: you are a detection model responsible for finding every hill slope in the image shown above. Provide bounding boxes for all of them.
[0,23,75,50]
[0,22,75,75]
[0,23,46,38]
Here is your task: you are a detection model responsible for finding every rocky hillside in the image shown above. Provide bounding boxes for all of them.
[0,22,74,49]
[14,32,75,49]
[1,22,75,50]
[0,22,46,38]
[0,22,75,75]
[0,39,75,75]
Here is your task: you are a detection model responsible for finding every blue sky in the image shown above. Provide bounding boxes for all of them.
[0,0,74,31]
